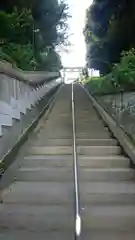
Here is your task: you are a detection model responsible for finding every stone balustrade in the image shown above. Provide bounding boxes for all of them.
[0,60,61,137]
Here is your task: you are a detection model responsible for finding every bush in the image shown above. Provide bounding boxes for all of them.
[1,43,37,70]
[85,76,116,95]
[0,47,16,65]
[0,8,36,70]
[85,49,135,95]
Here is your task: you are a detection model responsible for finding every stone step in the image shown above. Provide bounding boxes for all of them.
[29,139,73,146]
[30,138,118,146]
[36,133,111,139]
[28,146,73,155]
[0,204,73,231]
[0,231,74,240]
[22,155,73,168]
[82,205,135,230]
[22,155,130,168]
[77,139,117,146]
[27,146,120,156]
[41,128,109,134]
[82,230,135,240]
[35,135,74,139]
[78,156,130,168]
[75,117,100,120]
[80,182,135,205]
[75,125,107,130]
[2,182,73,204]
[16,167,73,181]
[77,146,121,155]
[76,130,110,134]
[16,168,135,182]
[38,129,110,135]
[76,133,111,138]
[79,168,135,182]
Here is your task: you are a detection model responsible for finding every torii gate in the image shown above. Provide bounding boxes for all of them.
[61,67,84,83]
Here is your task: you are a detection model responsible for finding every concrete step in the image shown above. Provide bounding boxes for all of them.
[75,112,98,115]
[0,204,73,231]
[36,133,111,139]
[39,130,72,135]
[0,231,74,240]
[76,130,110,134]
[22,155,130,168]
[75,110,91,113]
[79,168,135,181]
[82,230,135,240]
[80,182,135,205]
[82,205,135,230]
[76,139,118,146]
[28,146,121,156]
[38,130,110,136]
[37,132,112,142]
[75,117,100,121]
[76,133,111,138]
[22,155,73,168]
[35,135,74,139]
[43,128,109,133]
[75,117,100,120]
[30,138,73,146]
[76,125,108,130]
[30,138,118,146]
[16,167,73,181]
[77,146,121,156]
[76,119,103,123]
[16,168,135,182]
[2,182,73,204]
[28,146,73,155]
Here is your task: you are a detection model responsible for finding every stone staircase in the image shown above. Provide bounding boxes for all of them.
[0,84,135,239]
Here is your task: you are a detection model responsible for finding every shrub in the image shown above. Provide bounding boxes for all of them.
[85,49,135,95]
[1,43,37,70]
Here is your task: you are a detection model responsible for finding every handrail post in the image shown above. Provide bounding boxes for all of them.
[72,83,81,239]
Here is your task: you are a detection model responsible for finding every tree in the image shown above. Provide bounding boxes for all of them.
[0,0,35,12]
[84,0,135,74]
[0,8,33,46]
[0,0,69,70]
[39,47,62,71]
[33,0,69,47]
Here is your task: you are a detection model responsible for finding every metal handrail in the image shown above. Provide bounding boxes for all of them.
[71,83,81,239]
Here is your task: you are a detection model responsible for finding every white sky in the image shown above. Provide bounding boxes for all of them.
[61,0,93,68]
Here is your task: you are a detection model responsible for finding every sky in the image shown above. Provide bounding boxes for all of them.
[61,0,93,68]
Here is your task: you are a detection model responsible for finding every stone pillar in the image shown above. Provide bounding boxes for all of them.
[0,74,13,127]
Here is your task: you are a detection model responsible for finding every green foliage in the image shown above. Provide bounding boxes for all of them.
[1,43,37,70]
[37,48,62,71]
[85,76,116,95]
[0,47,16,65]
[0,0,35,12]
[33,0,70,47]
[0,0,69,71]
[111,49,135,87]
[84,0,135,74]
[0,8,33,45]
[0,8,36,70]
[85,49,135,94]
